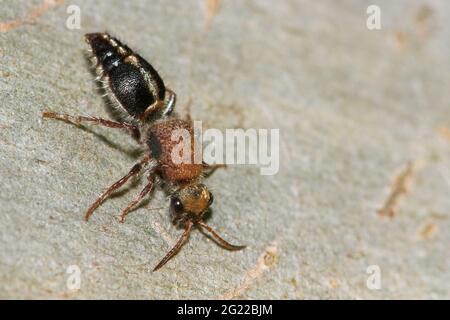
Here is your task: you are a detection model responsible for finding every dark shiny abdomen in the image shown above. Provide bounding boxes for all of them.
[85,33,165,118]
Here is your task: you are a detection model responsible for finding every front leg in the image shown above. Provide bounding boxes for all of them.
[153,220,193,272]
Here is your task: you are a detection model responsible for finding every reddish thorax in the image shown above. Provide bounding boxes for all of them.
[147,119,203,183]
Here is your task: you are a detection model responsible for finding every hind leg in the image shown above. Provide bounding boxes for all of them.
[42,111,140,139]
[161,88,177,117]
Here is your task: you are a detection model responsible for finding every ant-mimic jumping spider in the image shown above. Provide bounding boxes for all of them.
[42,32,245,271]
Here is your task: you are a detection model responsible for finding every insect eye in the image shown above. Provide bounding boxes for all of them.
[170,197,184,214]
[208,192,214,206]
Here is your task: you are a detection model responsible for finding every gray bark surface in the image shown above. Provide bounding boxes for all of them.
[0,0,449,299]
